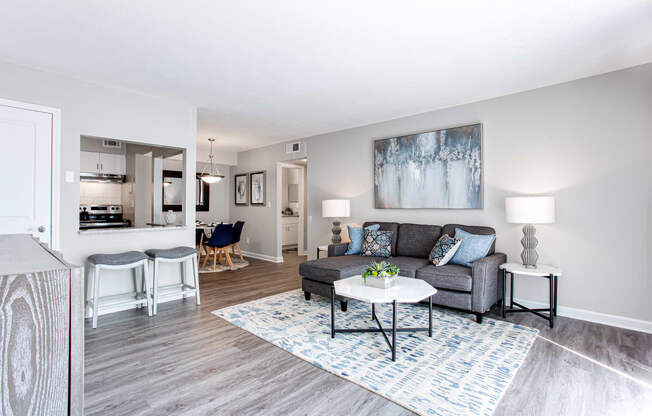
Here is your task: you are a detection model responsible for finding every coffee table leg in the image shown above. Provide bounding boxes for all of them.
[428,295,432,337]
[371,303,375,321]
[392,300,397,361]
[330,285,335,338]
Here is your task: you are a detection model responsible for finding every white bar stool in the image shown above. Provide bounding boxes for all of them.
[87,251,151,328]
[145,247,200,315]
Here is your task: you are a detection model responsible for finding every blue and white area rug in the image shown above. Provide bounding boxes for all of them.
[212,289,538,416]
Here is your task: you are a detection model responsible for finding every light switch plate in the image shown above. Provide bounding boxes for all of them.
[65,170,75,183]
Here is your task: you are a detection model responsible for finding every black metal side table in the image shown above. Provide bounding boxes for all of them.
[499,263,562,328]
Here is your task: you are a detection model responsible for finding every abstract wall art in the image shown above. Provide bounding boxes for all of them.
[374,123,482,209]
[234,173,248,205]
[249,171,266,205]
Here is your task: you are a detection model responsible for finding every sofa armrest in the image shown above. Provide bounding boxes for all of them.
[328,243,349,257]
[471,252,507,313]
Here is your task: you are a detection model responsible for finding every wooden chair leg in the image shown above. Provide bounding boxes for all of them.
[237,243,244,261]
[224,247,234,268]
[217,249,223,265]
[212,248,218,271]
[202,248,210,267]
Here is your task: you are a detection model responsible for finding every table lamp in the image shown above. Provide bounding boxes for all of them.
[505,196,555,268]
[322,199,350,244]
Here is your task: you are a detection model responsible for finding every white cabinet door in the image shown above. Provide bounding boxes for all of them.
[286,223,298,245]
[99,153,125,175]
[80,151,100,173]
[0,104,53,245]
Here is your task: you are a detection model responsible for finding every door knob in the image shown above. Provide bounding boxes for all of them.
[38,225,46,233]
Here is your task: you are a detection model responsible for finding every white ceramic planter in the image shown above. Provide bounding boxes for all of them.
[365,275,397,289]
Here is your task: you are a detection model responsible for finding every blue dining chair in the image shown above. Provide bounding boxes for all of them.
[229,221,245,261]
[202,223,233,270]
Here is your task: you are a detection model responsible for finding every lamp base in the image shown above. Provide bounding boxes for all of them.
[331,218,342,244]
[520,223,539,268]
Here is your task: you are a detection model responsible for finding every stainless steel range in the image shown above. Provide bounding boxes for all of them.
[79,205,131,230]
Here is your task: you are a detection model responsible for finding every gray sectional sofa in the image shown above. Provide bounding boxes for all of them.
[299,222,506,323]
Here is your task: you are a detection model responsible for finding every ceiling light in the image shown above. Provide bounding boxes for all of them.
[200,137,224,184]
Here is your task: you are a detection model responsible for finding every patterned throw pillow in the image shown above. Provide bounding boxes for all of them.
[361,230,393,257]
[429,234,462,266]
[345,223,381,255]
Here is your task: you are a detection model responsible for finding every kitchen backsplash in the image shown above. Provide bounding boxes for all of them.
[80,182,122,205]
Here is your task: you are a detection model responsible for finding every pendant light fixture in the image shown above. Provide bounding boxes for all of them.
[200,137,224,184]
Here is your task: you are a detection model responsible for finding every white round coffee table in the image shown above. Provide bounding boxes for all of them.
[332,275,437,361]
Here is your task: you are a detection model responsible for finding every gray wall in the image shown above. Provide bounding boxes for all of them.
[196,161,231,223]
[301,64,651,322]
[231,145,307,259]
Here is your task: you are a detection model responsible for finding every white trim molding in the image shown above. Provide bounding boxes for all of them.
[515,298,652,334]
[241,250,284,263]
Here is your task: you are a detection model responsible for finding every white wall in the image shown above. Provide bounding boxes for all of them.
[302,64,651,324]
[0,61,196,305]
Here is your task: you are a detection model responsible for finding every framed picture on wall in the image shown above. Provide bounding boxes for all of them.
[234,173,249,205]
[249,171,266,206]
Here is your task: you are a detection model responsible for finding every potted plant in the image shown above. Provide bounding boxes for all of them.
[362,261,400,289]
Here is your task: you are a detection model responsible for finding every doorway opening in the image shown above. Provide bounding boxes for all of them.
[276,158,307,261]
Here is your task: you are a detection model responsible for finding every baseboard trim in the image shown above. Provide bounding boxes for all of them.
[85,292,187,318]
[514,298,652,334]
[241,250,284,263]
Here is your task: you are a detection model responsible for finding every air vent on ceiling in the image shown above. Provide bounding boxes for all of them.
[103,139,122,149]
[285,142,302,154]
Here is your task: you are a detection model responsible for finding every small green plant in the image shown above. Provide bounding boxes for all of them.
[362,261,400,284]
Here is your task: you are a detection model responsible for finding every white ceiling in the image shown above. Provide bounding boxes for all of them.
[1,1,651,153]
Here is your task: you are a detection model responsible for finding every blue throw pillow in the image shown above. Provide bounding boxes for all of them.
[449,228,496,267]
[345,224,380,255]
[361,229,393,257]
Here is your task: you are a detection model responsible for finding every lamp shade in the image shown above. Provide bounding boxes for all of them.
[505,196,555,224]
[322,199,350,218]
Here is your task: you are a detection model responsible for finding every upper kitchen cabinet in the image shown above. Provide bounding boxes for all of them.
[99,153,125,175]
[80,151,125,175]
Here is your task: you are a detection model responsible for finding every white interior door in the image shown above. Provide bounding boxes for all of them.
[0,104,53,245]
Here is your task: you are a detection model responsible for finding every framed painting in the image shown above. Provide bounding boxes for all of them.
[249,171,266,206]
[374,123,482,209]
[234,173,248,205]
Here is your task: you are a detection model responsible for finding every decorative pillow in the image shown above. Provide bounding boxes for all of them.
[449,228,496,268]
[429,234,462,266]
[361,230,393,257]
[345,223,381,255]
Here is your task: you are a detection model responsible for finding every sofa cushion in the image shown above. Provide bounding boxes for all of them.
[361,229,393,257]
[345,223,380,255]
[442,224,496,255]
[395,223,442,258]
[363,222,399,254]
[416,264,473,292]
[388,256,431,278]
[299,255,383,284]
[449,228,496,267]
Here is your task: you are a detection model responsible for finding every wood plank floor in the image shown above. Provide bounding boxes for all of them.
[85,253,652,415]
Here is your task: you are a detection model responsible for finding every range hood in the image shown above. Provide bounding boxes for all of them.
[79,172,126,183]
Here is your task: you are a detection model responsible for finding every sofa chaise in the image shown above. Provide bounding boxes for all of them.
[299,222,506,323]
